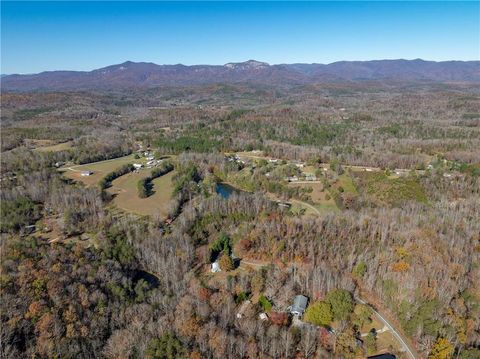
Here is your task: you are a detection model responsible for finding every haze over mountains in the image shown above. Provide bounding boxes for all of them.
[2,59,479,91]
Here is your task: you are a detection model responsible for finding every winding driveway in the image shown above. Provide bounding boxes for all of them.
[355,297,418,359]
[239,258,419,359]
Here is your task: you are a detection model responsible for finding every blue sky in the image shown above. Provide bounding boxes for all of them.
[1,1,479,74]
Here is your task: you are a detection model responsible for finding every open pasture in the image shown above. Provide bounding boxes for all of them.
[107,169,176,218]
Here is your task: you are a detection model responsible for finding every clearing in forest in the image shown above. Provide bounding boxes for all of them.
[354,171,427,206]
[61,154,142,186]
[33,140,73,152]
[107,169,176,218]
[288,182,340,214]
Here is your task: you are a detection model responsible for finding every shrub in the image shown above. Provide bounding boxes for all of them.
[258,295,272,312]
[364,332,377,355]
[218,252,234,271]
[325,289,354,321]
[352,261,367,277]
[146,332,187,359]
[235,291,250,303]
[428,338,454,359]
[304,301,333,326]
[269,312,289,326]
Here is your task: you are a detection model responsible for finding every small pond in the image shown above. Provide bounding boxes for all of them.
[216,183,242,199]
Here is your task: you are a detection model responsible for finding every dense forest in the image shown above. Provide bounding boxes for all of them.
[1,81,479,358]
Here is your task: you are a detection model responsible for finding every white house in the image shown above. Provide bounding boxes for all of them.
[133,163,143,170]
[81,171,93,177]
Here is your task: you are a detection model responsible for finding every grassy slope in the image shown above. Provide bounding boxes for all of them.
[61,154,142,187]
[107,169,175,217]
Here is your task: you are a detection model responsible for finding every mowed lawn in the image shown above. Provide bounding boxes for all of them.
[107,170,176,218]
[288,182,339,214]
[61,154,141,187]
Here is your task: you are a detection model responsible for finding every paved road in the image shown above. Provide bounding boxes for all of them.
[239,258,418,358]
[356,297,418,359]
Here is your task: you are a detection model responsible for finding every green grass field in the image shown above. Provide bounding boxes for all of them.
[107,169,176,218]
[288,182,340,214]
[61,154,144,186]
[337,174,357,194]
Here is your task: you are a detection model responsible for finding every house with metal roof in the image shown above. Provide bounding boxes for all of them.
[288,295,308,316]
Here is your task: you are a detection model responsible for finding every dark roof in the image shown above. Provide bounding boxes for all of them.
[367,354,396,359]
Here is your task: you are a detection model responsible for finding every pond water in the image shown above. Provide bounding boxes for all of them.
[133,270,160,288]
[216,183,240,199]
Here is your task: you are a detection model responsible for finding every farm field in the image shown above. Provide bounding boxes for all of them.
[107,169,176,217]
[60,154,142,186]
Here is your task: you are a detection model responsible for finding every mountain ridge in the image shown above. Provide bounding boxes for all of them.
[2,59,479,91]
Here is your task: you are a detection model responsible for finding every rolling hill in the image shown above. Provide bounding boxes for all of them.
[2,59,479,91]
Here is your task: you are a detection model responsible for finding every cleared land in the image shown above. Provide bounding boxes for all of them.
[61,154,142,186]
[288,182,340,214]
[354,172,427,206]
[107,169,176,218]
[34,141,73,152]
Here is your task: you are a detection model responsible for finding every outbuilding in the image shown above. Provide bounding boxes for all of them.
[211,261,221,273]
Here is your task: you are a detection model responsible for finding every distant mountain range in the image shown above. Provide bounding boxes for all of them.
[2,59,479,91]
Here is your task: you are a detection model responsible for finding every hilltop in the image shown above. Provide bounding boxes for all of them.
[2,59,479,91]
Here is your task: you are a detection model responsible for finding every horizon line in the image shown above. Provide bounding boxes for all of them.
[3,57,480,76]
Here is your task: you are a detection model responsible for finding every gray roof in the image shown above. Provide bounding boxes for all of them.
[291,295,308,314]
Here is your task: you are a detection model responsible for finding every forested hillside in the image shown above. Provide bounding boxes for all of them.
[1,81,479,359]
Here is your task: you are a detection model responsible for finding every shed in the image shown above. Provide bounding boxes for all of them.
[289,295,308,316]
[133,163,143,170]
[81,171,93,177]
[211,261,221,273]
